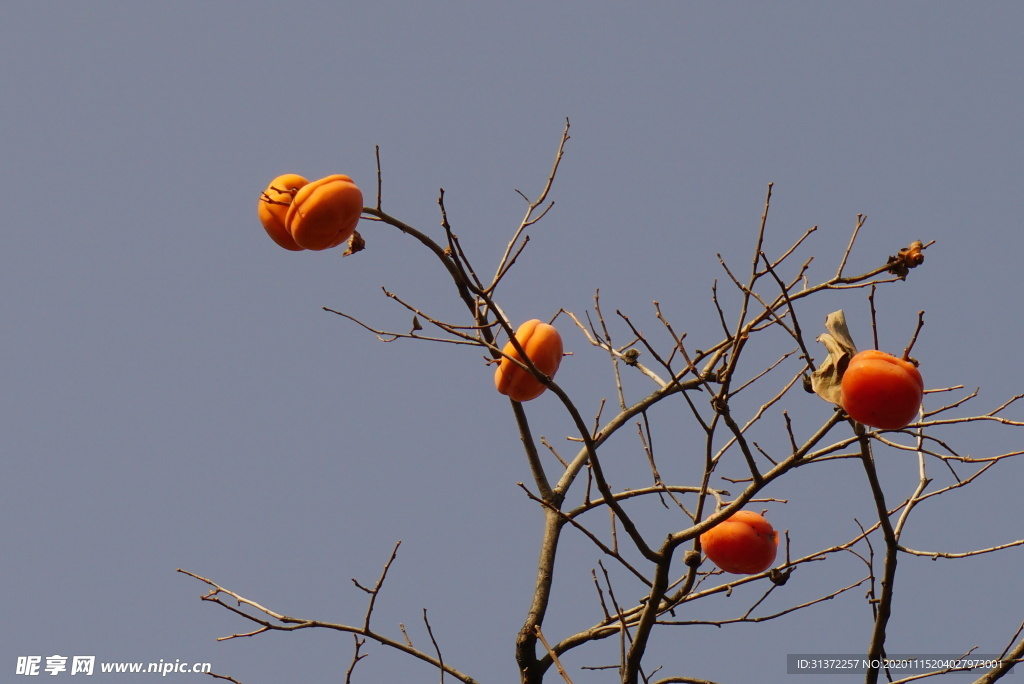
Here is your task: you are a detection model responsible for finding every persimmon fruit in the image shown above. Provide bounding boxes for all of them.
[494,320,563,402]
[257,173,364,251]
[258,174,308,251]
[286,174,364,251]
[840,349,923,430]
[700,510,779,575]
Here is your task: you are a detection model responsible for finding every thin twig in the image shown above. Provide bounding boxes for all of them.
[534,625,574,684]
[423,609,446,684]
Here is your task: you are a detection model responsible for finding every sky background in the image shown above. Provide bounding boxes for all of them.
[3,2,1023,682]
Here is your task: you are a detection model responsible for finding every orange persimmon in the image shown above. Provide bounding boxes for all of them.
[258,174,308,251]
[840,350,923,430]
[494,320,563,402]
[699,510,779,575]
[285,174,363,251]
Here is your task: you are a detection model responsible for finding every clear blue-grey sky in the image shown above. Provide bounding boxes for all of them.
[3,3,1023,682]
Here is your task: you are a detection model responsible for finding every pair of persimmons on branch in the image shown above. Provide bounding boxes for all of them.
[257,171,926,578]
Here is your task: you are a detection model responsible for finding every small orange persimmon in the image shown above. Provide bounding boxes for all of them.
[258,174,308,251]
[700,510,779,575]
[494,320,563,402]
[285,174,363,251]
[840,350,923,430]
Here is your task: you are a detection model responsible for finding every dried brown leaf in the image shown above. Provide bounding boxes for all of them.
[343,230,366,257]
[811,310,858,406]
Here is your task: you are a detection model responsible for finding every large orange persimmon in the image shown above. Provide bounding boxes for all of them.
[840,350,923,430]
[494,320,563,402]
[285,174,363,251]
[699,510,779,575]
[258,174,308,251]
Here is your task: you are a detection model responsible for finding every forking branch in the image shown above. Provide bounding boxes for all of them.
[188,124,1024,684]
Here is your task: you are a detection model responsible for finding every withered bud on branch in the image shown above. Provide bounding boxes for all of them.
[886,240,927,279]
